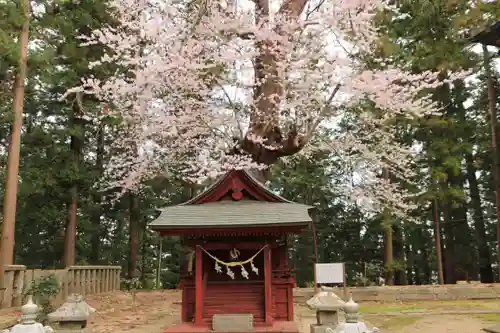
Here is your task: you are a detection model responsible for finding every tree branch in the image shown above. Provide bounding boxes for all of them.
[303,83,342,143]
[278,0,309,16]
[217,82,244,138]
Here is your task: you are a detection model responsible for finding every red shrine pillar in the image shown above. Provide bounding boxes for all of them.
[195,245,203,325]
[264,244,273,324]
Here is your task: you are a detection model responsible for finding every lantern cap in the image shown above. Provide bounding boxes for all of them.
[47,294,95,323]
[306,286,345,311]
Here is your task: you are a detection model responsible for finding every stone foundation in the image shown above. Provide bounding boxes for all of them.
[294,284,500,303]
[212,314,253,332]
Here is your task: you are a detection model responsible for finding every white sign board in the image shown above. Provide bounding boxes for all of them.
[315,263,345,284]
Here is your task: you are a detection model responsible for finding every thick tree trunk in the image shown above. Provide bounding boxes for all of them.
[421,235,432,283]
[442,199,456,284]
[113,215,126,264]
[0,0,30,287]
[128,192,140,279]
[448,171,477,281]
[63,103,83,267]
[433,199,445,284]
[383,222,393,285]
[393,224,407,285]
[483,45,500,279]
[140,221,148,286]
[381,168,394,285]
[405,240,414,285]
[414,259,422,285]
[237,0,310,164]
[90,125,105,264]
[63,187,78,267]
[466,152,494,282]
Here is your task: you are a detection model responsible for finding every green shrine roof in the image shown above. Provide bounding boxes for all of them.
[149,200,313,228]
[149,170,313,229]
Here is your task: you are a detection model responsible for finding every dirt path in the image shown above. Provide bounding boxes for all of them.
[71,293,500,333]
[86,291,181,333]
[398,315,488,333]
[0,291,495,333]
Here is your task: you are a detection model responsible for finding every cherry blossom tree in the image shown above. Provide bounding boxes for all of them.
[72,0,469,214]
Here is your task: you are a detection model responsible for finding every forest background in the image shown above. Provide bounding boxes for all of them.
[0,0,500,290]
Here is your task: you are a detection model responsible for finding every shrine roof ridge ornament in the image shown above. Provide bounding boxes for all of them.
[184,169,296,205]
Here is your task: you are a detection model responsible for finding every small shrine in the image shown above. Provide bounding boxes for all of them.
[150,170,313,333]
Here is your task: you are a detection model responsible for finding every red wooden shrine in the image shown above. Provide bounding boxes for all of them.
[150,170,313,333]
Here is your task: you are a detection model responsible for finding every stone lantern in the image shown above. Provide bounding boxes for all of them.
[327,297,379,333]
[2,296,53,333]
[306,286,346,333]
[47,294,95,333]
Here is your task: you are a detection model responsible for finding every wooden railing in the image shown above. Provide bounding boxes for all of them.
[0,265,122,309]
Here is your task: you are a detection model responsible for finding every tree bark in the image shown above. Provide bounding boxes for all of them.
[393,224,407,285]
[405,240,414,285]
[0,0,30,288]
[63,187,78,267]
[420,229,432,283]
[236,0,310,164]
[113,215,126,264]
[466,152,494,282]
[128,192,140,279]
[414,257,422,285]
[383,220,394,285]
[90,124,105,264]
[448,171,477,281]
[442,198,456,284]
[140,219,148,286]
[63,101,83,267]
[433,200,445,284]
[482,44,500,279]
[382,168,394,285]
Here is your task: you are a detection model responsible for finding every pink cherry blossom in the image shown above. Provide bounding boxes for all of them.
[70,0,471,215]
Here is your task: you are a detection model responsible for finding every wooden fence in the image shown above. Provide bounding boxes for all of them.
[1,265,122,309]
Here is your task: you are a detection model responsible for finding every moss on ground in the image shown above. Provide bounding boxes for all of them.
[475,314,500,323]
[367,315,423,330]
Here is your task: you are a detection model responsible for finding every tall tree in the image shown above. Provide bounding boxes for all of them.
[0,0,30,285]
[481,45,500,277]
[63,99,83,267]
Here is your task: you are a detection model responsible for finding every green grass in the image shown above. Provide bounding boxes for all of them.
[365,315,423,330]
[299,299,500,317]
[360,305,427,313]
[476,314,500,323]
[358,299,500,314]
